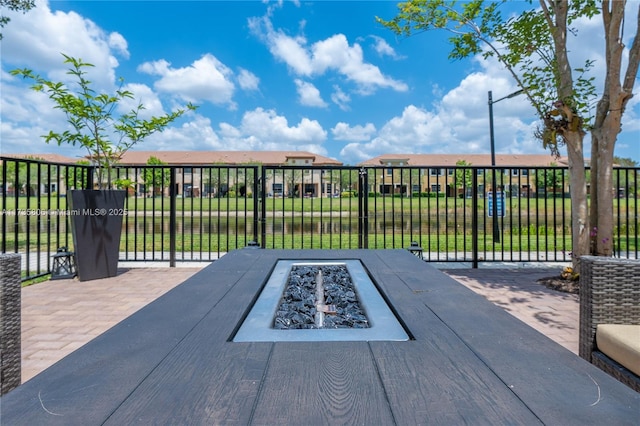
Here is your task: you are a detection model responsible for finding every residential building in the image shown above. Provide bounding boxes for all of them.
[117,151,343,197]
[359,153,572,197]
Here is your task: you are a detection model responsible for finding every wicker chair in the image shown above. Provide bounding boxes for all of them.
[579,256,640,392]
[0,253,22,395]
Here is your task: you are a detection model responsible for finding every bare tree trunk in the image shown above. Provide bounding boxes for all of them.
[545,0,589,268]
[593,127,616,256]
[589,135,598,255]
[565,134,590,269]
[590,0,640,256]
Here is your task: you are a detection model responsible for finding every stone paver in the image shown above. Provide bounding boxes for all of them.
[19,264,577,384]
[442,267,578,354]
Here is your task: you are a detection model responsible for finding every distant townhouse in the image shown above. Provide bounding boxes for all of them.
[0,154,79,196]
[117,151,343,197]
[3,151,588,198]
[359,153,572,197]
[1,151,344,197]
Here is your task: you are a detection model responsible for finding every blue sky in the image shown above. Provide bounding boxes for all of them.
[1,0,638,164]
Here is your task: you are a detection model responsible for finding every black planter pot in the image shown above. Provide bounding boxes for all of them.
[68,190,126,281]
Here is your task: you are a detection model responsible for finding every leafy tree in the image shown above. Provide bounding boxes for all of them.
[453,159,473,197]
[379,0,639,261]
[0,155,45,195]
[535,162,565,195]
[0,0,34,40]
[143,156,169,196]
[339,169,359,193]
[11,54,196,189]
[613,156,638,167]
[63,159,91,191]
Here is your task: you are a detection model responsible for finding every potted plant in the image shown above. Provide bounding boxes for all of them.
[12,54,195,281]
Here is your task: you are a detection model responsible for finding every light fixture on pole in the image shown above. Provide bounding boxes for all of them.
[488,88,525,243]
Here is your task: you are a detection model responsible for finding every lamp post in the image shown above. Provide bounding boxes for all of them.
[488,88,525,243]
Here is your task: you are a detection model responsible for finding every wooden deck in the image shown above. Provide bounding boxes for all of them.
[3,250,638,425]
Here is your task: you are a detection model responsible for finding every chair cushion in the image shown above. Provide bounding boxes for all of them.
[596,324,640,377]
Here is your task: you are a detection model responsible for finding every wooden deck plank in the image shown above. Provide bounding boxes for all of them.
[105,342,272,425]
[104,253,280,424]
[359,256,540,424]
[0,250,263,425]
[376,252,640,424]
[251,342,395,425]
[371,341,541,425]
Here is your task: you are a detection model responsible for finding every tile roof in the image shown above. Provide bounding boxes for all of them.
[358,153,571,167]
[0,153,79,164]
[118,150,342,166]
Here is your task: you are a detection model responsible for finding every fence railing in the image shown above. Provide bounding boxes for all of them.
[1,156,638,280]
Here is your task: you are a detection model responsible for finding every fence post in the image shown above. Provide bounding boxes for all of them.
[259,167,266,248]
[86,165,95,190]
[1,161,7,254]
[358,168,369,249]
[0,253,21,394]
[169,167,177,267]
[472,170,479,268]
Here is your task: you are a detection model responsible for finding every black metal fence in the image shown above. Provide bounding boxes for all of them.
[2,156,638,280]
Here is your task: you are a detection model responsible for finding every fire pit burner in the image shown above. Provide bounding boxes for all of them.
[233,260,409,342]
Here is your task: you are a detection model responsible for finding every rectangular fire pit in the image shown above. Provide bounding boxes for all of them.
[233,260,409,342]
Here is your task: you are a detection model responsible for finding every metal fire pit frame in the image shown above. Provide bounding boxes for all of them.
[233,259,409,342]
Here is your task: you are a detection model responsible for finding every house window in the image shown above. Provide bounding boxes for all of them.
[430,184,441,193]
[272,183,283,196]
[183,167,192,174]
[429,168,444,176]
[521,169,529,176]
[386,168,393,176]
[512,169,519,176]
[448,169,454,175]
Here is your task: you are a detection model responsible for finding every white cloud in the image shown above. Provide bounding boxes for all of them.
[118,83,167,119]
[138,54,236,107]
[369,35,401,59]
[331,122,376,142]
[295,79,328,107]
[249,13,407,95]
[216,108,328,153]
[249,14,313,75]
[108,32,129,59]
[1,0,126,90]
[237,68,260,91]
[330,85,351,111]
[339,79,542,165]
[146,115,221,151]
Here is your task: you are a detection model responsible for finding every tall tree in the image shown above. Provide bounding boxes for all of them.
[379,0,639,263]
